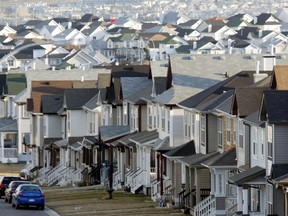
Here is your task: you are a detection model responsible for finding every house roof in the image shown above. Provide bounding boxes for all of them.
[41,94,63,114]
[164,140,196,158]
[31,80,72,113]
[111,65,150,77]
[255,13,282,25]
[261,90,288,123]
[269,164,288,181]
[202,148,237,167]
[115,131,138,147]
[228,166,265,185]
[233,87,268,118]
[99,125,130,142]
[272,65,288,90]
[3,73,27,96]
[129,130,158,145]
[177,151,219,167]
[178,70,259,111]
[64,88,98,110]
[0,118,17,132]
[243,110,265,126]
[121,77,151,99]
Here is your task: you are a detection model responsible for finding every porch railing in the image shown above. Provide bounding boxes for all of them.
[226,197,237,216]
[46,164,66,186]
[192,194,216,216]
[113,170,122,189]
[4,148,18,158]
[72,169,82,185]
[131,170,147,193]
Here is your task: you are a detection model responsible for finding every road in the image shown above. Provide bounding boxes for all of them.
[0,197,55,216]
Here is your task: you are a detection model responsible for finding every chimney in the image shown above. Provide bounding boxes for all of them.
[253,61,268,83]
[208,24,212,32]
[271,44,274,55]
[263,54,276,71]
[254,17,258,25]
[193,41,197,49]
[258,30,263,38]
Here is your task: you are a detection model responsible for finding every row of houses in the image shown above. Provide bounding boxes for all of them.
[3,11,288,73]
[0,52,288,215]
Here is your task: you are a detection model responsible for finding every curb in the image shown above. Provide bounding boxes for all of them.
[45,206,60,216]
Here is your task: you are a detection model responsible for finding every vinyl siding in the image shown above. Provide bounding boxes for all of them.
[172,162,182,196]
[207,114,217,153]
[244,124,250,167]
[199,168,210,188]
[274,187,285,215]
[274,124,288,164]
[216,197,226,210]
[141,105,147,131]
[170,108,184,147]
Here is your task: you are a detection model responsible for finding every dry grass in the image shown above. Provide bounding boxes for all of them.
[44,186,183,216]
[0,163,25,177]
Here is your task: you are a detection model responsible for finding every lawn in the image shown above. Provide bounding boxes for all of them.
[44,186,183,216]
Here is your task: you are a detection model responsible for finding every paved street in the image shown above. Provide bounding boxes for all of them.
[0,197,57,216]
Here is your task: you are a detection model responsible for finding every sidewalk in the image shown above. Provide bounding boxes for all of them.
[45,207,60,216]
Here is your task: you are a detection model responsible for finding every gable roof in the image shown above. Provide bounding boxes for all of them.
[164,140,196,158]
[271,65,288,90]
[228,166,265,186]
[31,80,73,113]
[177,71,263,111]
[41,94,63,114]
[0,117,17,132]
[99,125,131,142]
[233,87,268,118]
[261,90,288,123]
[202,148,237,167]
[3,73,27,95]
[64,88,98,110]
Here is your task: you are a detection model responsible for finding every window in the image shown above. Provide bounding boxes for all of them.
[261,129,264,156]
[219,174,223,194]
[67,110,71,133]
[253,142,257,155]
[167,108,170,133]
[22,105,29,118]
[226,118,231,144]
[117,106,122,125]
[191,114,195,138]
[170,45,174,49]
[239,120,244,148]
[43,116,47,137]
[161,107,165,131]
[252,127,257,155]
[153,104,157,128]
[268,125,273,160]
[268,184,273,214]
[184,111,191,139]
[148,105,152,128]
[217,118,223,148]
[201,115,206,146]
[123,102,128,125]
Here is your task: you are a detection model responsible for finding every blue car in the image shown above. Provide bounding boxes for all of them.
[12,184,45,210]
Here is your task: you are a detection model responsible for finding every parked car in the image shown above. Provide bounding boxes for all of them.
[12,184,45,210]
[0,176,22,198]
[5,181,31,203]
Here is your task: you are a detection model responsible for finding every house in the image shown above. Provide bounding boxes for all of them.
[160,11,190,25]
[253,13,282,32]
[0,73,26,163]
[53,29,87,47]
[158,35,188,60]
[260,65,288,215]
[0,24,17,37]
[225,14,253,30]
